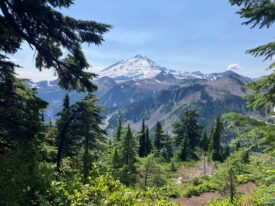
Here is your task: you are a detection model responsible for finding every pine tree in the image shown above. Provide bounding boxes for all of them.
[229,0,275,111]
[160,134,173,161]
[120,124,138,185]
[116,117,122,142]
[174,109,201,160]
[145,126,152,155]
[0,0,111,92]
[199,130,209,154]
[73,94,106,183]
[153,121,165,156]
[178,137,190,161]
[138,119,147,157]
[56,94,106,178]
[174,109,201,148]
[111,147,120,179]
[56,94,74,171]
[209,116,224,162]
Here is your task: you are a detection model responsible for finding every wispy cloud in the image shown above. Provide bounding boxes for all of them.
[227,63,242,71]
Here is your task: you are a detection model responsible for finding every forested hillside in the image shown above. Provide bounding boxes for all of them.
[0,0,274,206]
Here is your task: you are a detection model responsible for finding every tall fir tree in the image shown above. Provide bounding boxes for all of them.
[138,119,147,157]
[209,116,224,162]
[174,109,201,149]
[111,147,120,179]
[161,134,173,161]
[120,124,138,186]
[72,94,106,182]
[56,94,75,171]
[153,121,165,156]
[116,117,122,142]
[145,126,152,155]
[174,109,201,160]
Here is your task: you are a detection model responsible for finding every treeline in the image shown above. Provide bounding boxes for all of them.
[105,107,230,186]
[0,79,230,204]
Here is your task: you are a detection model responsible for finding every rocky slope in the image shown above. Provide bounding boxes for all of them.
[26,55,254,131]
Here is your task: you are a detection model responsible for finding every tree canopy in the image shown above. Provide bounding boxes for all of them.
[229,0,275,111]
[0,0,111,92]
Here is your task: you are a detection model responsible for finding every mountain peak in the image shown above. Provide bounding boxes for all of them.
[99,55,167,81]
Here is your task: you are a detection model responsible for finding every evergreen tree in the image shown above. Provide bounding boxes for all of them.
[138,119,147,157]
[174,109,201,160]
[154,121,165,156]
[56,94,106,177]
[56,94,75,171]
[111,147,120,179]
[209,116,224,162]
[72,94,106,182]
[120,124,138,186]
[160,134,173,161]
[174,109,201,149]
[229,0,275,111]
[145,126,152,155]
[116,117,122,142]
[199,130,209,154]
[178,136,190,161]
[0,0,111,92]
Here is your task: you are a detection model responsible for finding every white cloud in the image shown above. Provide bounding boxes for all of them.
[227,63,242,71]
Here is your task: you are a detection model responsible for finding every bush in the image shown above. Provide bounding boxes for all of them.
[43,170,175,206]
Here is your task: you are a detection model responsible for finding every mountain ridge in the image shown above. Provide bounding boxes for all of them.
[25,55,256,131]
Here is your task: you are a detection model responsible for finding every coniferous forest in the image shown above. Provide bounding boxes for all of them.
[0,0,274,205]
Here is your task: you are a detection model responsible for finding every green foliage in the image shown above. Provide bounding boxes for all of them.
[223,112,275,152]
[116,117,122,142]
[0,148,52,206]
[119,125,138,186]
[138,154,167,188]
[174,108,201,149]
[56,94,107,178]
[0,0,111,92]
[174,109,202,161]
[209,116,224,162]
[154,121,164,154]
[138,119,147,157]
[153,121,173,161]
[46,170,174,206]
[0,77,47,154]
[229,0,275,110]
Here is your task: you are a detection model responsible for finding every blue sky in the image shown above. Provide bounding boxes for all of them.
[14,0,274,81]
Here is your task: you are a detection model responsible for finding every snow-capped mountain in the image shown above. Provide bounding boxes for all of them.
[99,55,209,82]
[25,55,258,131]
[99,55,168,81]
